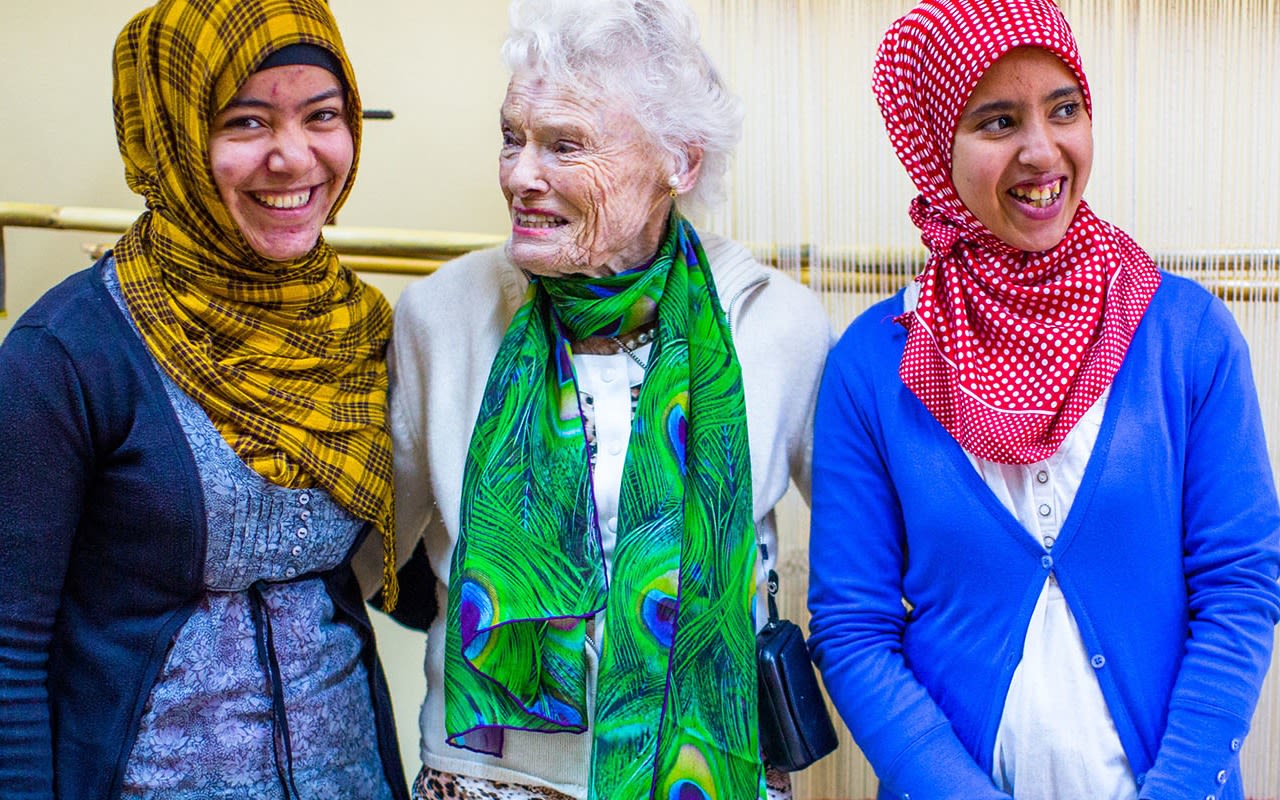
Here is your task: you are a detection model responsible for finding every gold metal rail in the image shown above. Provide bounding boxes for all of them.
[3,201,1278,316]
[0,201,508,317]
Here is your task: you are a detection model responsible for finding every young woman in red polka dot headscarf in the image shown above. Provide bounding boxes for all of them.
[808,1,1280,799]
[877,0,1161,465]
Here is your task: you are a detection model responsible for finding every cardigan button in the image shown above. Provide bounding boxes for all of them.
[298,493,310,506]
[1217,770,1228,784]
[1041,555,1053,570]
[1231,738,1242,751]
[1090,654,1106,669]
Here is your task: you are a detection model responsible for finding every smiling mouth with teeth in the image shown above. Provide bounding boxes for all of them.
[514,211,568,229]
[1008,178,1064,209]
[252,189,312,210]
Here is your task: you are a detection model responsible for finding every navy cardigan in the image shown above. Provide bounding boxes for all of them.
[0,259,408,800]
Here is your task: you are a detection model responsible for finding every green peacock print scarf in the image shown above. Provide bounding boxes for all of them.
[445,214,764,799]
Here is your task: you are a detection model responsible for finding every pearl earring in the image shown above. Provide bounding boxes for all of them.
[667,175,679,198]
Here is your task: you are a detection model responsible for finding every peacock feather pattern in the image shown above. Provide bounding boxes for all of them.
[446,215,763,799]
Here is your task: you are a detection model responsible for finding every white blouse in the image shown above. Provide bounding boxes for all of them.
[573,345,650,567]
[972,391,1138,800]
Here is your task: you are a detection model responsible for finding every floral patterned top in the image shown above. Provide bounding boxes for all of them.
[105,264,393,800]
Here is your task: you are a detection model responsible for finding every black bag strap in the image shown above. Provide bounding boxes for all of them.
[758,540,781,624]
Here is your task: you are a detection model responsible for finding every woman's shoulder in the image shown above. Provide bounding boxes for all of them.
[831,289,910,360]
[5,259,126,354]
[394,245,524,325]
[10,263,109,331]
[701,232,831,346]
[389,246,523,382]
[1144,270,1241,342]
[0,257,162,432]
[1152,269,1216,305]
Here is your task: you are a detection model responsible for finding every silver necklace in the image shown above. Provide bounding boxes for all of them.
[608,334,650,370]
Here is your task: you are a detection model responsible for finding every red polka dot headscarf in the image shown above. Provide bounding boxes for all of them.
[873,0,1161,464]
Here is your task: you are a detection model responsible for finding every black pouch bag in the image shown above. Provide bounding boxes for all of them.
[756,559,839,772]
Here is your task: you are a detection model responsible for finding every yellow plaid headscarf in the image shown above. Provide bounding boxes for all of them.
[112,0,397,607]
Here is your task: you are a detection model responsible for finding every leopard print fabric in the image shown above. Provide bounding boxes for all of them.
[412,765,793,799]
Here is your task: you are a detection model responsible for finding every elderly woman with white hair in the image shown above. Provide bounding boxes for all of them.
[362,0,832,797]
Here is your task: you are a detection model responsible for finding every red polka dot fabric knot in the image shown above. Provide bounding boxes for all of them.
[909,195,963,256]
[873,0,1161,464]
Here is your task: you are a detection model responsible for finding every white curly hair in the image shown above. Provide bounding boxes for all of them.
[501,0,743,216]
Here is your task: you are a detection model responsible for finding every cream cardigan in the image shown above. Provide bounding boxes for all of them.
[356,233,833,797]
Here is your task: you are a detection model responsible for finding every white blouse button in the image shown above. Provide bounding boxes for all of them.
[601,368,616,383]
[608,442,623,456]
[1036,470,1049,484]
[1038,503,1052,517]
[607,517,618,533]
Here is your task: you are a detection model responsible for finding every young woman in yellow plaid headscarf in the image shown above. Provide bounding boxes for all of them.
[113,0,397,606]
[0,0,409,797]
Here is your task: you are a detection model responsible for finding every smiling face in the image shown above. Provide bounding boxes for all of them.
[498,73,676,277]
[208,64,353,262]
[950,47,1093,253]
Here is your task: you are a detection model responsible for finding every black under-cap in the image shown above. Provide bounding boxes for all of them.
[257,42,344,82]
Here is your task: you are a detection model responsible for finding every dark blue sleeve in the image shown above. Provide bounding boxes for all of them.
[1141,297,1280,798]
[0,324,92,799]
[807,326,1011,800]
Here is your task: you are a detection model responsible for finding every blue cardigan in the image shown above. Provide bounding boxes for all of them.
[0,260,408,800]
[808,273,1280,800]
